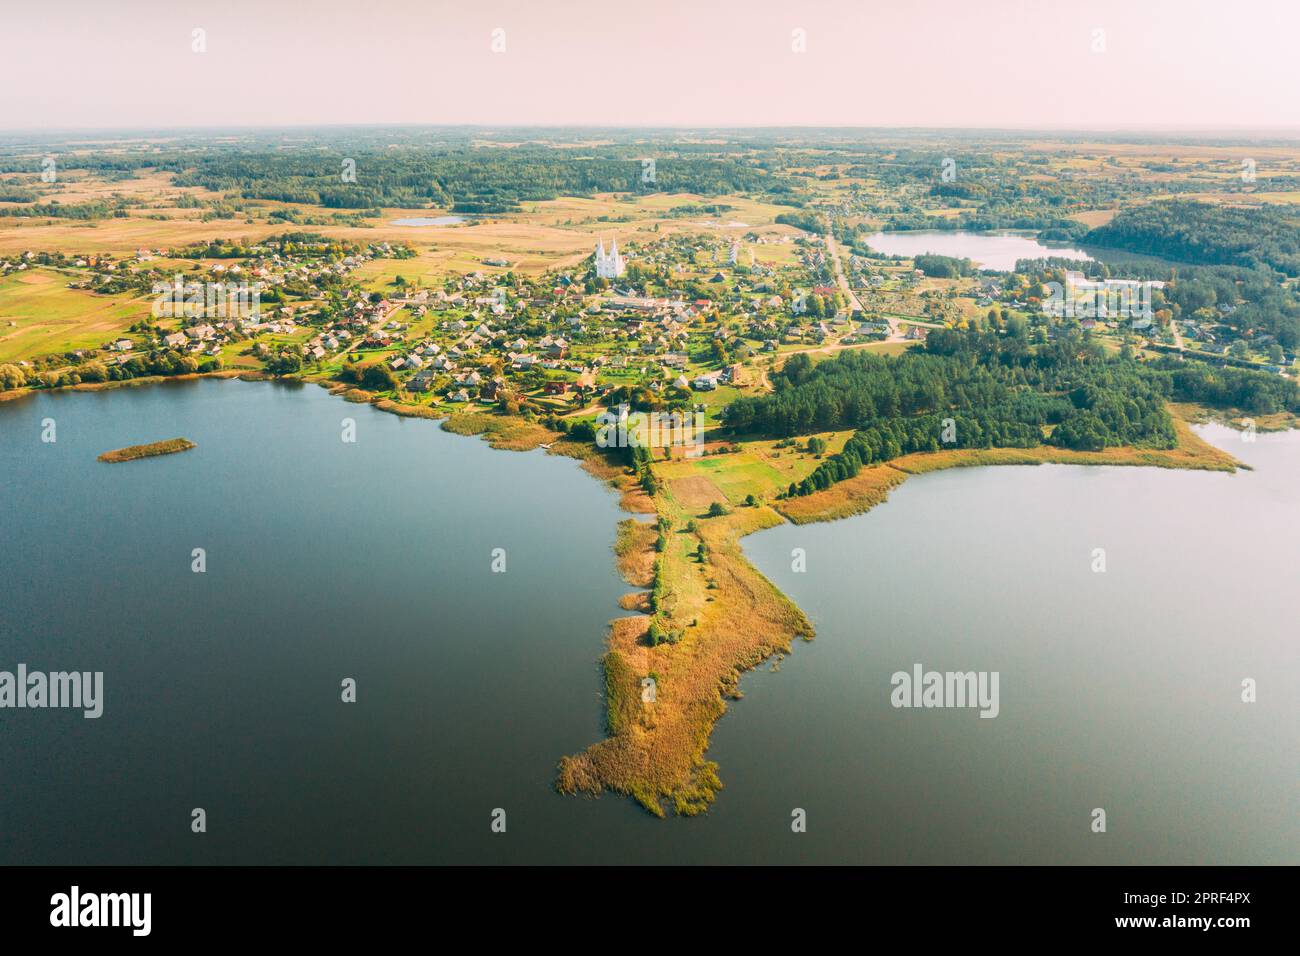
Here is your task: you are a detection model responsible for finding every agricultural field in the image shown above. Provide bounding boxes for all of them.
[0,267,152,361]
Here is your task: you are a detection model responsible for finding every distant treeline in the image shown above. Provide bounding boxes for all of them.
[1086,200,1300,277]
[0,201,121,219]
[170,149,779,211]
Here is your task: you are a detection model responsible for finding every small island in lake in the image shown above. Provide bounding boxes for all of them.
[98,438,196,463]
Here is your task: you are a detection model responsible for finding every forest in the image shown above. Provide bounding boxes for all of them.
[724,327,1299,498]
[168,148,781,211]
[1086,201,1300,277]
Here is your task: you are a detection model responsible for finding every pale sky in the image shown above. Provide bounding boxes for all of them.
[2,0,1297,132]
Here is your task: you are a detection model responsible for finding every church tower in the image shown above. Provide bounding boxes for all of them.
[595,235,626,279]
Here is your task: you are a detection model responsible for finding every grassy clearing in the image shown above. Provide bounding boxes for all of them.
[654,431,853,507]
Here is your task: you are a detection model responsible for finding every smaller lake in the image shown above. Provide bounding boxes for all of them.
[391,216,466,227]
[863,230,1094,271]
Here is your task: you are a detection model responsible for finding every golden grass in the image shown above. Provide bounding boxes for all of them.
[614,518,658,587]
[97,437,194,463]
[618,591,652,612]
[372,398,443,420]
[441,409,557,450]
[775,463,909,524]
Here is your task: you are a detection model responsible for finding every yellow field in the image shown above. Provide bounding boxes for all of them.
[0,187,806,281]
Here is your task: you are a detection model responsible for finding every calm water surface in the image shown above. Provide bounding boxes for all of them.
[0,381,1295,863]
[864,230,1094,271]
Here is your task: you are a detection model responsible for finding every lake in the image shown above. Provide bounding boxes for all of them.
[1,381,1295,863]
[391,216,466,227]
[864,230,1094,271]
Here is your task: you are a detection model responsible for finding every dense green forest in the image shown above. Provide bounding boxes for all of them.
[724,327,1298,498]
[1086,200,1300,276]
[168,149,780,211]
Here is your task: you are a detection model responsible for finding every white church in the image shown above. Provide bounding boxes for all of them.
[594,237,626,279]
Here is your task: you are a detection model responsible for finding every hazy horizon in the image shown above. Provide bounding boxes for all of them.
[3,0,1297,132]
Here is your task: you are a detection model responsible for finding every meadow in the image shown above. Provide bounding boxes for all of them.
[0,268,152,362]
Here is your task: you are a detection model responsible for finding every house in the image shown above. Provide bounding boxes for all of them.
[692,374,720,391]
[448,389,471,402]
[406,369,436,392]
[163,332,188,349]
[112,338,133,352]
[543,381,570,395]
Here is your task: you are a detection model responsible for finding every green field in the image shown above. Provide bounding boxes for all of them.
[0,268,152,362]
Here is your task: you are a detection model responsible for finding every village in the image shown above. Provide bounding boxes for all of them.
[2,209,1294,408]
[1,227,950,409]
